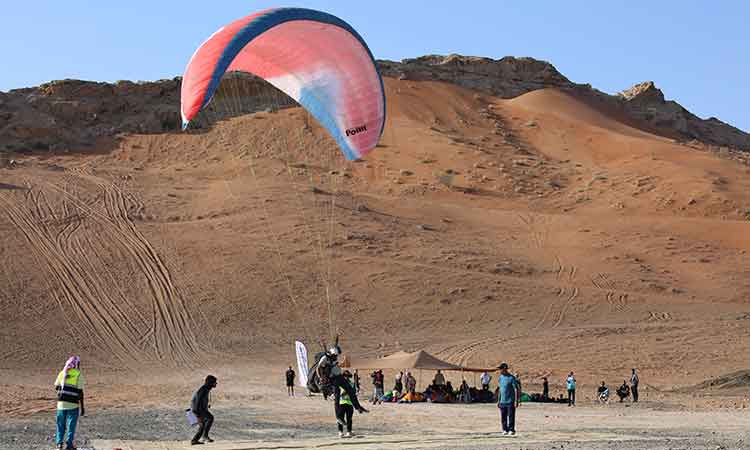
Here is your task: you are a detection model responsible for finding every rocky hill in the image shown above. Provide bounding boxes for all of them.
[379,55,750,151]
[617,81,749,150]
[1,54,748,161]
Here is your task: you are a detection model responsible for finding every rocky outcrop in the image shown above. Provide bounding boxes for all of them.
[0,78,183,153]
[1,55,748,154]
[617,81,749,150]
[379,54,573,98]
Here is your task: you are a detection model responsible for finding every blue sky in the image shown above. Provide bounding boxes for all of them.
[2,1,748,131]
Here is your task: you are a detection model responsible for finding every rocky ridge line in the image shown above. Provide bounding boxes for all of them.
[1,55,747,156]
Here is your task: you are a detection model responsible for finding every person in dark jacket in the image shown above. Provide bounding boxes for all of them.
[630,368,640,402]
[353,370,361,393]
[286,366,296,396]
[616,380,630,402]
[191,375,218,445]
[542,377,549,400]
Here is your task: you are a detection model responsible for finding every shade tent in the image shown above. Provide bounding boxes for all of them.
[340,350,491,373]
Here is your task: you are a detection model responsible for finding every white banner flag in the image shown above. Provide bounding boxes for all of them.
[295,341,309,387]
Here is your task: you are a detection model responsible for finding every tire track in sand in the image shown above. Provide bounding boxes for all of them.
[53,169,201,363]
[536,256,579,330]
[2,169,203,364]
[0,188,143,362]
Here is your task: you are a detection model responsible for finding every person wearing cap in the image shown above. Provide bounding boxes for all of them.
[496,362,520,436]
[336,370,356,438]
[190,375,218,445]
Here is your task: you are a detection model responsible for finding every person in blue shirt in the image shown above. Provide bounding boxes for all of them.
[496,362,520,435]
[566,372,577,406]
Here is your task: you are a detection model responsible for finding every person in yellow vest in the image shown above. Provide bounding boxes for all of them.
[336,371,356,438]
[54,356,85,450]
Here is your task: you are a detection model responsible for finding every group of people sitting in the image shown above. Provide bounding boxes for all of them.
[369,369,498,404]
[596,380,635,403]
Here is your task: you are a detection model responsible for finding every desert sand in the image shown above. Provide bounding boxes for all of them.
[2,76,750,449]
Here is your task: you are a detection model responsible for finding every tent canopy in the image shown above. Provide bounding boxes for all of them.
[340,350,492,372]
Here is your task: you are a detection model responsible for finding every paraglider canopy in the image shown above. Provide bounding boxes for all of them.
[181,7,386,161]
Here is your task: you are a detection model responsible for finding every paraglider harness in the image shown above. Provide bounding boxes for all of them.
[306,337,366,413]
[307,339,340,397]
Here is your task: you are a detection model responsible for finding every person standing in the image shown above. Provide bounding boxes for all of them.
[190,375,218,445]
[566,372,576,406]
[496,362,520,436]
[542,377,549,400]
[630,368,639,403]
[458,379,471,403]
[285,366,296,397]
[433,369,446,386]
[515,374,523,396]
[353,370,361,393]
[54,356,85,450]
[371,370,384,404]
[405,372,417,394]
[480,371,492,390]
[336,371,356,438]
[393,371,404,396]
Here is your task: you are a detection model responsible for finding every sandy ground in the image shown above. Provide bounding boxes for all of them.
[1,367,749,450]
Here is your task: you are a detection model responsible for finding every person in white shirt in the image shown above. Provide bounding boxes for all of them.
[480,371,492,390]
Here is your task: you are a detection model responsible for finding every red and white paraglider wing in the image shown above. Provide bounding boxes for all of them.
[180,8,386,160]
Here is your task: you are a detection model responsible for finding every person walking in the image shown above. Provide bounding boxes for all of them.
[285,366,296,397]
[496,362,520,436]
[542,377,549,400]
[336,371,356,438]
[630,368,640,402]
[566,372,576,406]
[190,375,218,445]
[54,356,85,450]
[480,371,492,390]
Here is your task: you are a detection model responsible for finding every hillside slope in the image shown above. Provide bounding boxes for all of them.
[2,73,750,403]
